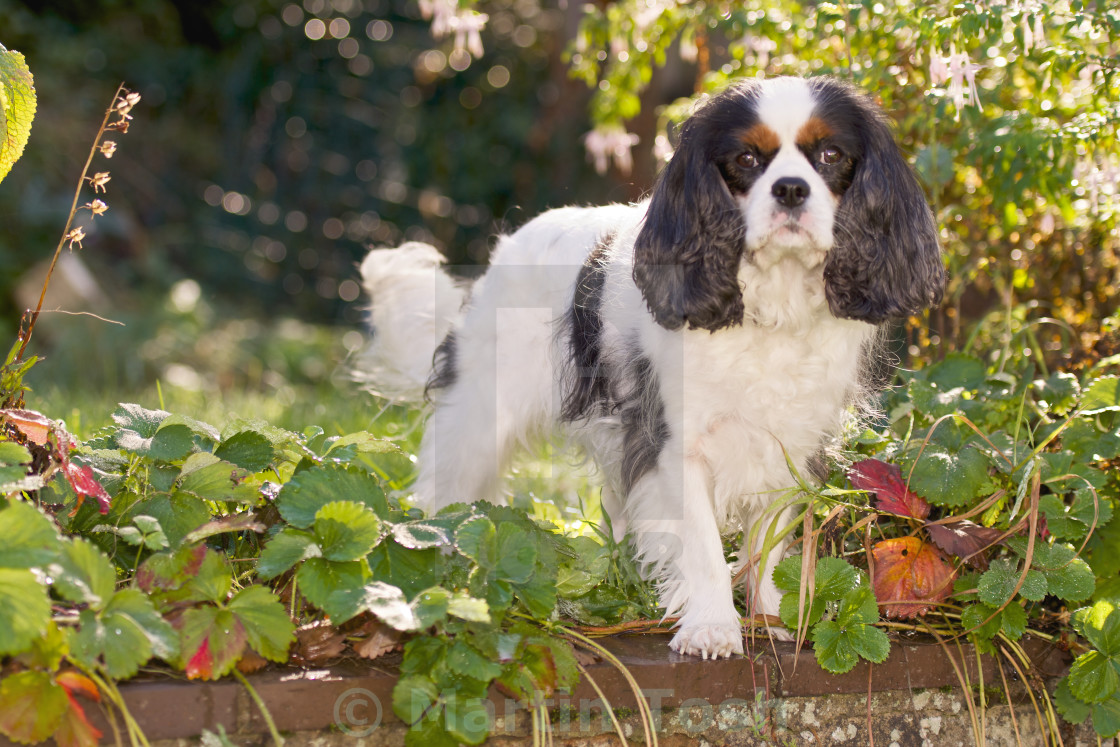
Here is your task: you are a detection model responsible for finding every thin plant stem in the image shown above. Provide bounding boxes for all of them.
[233,668,285,746]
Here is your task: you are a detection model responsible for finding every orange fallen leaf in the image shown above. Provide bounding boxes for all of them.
[871,537,955,618]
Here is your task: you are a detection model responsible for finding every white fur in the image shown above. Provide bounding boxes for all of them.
[360,78,882,659]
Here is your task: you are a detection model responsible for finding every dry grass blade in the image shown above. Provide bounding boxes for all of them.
[564,628,657,747]
[999,639,1064,747]
[573,659,629,746]
[996,652,1024,747]
[922,620,983,745]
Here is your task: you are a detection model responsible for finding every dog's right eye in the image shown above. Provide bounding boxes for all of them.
[736,152,759,169]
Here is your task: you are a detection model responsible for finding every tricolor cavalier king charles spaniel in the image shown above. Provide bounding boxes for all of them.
[358,76,945,659]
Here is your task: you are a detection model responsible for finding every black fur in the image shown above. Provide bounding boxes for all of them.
[632,84,765,333]
[425,330,458,400]
[561,239,612,421]
[810,78,946,322]
[618,354,669,494]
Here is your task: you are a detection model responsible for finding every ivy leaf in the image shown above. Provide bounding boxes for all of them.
[257,528,321,580]
[313,500,382,562]
[0,568,51,656]
[226,585,295,662]
[849,459,930,519]
[0,45,36,185]
[0,500,60,569]
[0,671,68,744]
[178,606,248,680]
[277,464,389,528]
[871,537,954,618]
[906,445,991,507]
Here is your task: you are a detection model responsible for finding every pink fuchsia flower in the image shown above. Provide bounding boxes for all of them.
[584,126,641,175]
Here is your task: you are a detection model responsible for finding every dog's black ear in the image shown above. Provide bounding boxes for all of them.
[633,108,747,332]
[823,88,946,323]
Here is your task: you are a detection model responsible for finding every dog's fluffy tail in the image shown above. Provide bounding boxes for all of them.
[355,242,467,403]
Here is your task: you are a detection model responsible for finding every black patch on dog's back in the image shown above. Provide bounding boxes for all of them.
[425,331,458,400]
[561,238,612,421]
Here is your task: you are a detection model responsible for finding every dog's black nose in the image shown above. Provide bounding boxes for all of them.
[772,177,810,208]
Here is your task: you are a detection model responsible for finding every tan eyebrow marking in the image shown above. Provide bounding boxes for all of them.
[738,123,780,153]
[796,116,834,146]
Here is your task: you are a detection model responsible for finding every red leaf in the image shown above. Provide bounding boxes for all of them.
[54,672,102,747]
[850,459,930,520]
[64,463,112,514]
[1,409,53,446]
[926,520,1004,570]
[186,637,214,680]
[871,537,955,618]
[137,544,207,592]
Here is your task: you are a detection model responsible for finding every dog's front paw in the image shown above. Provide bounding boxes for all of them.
[669,623,744,659]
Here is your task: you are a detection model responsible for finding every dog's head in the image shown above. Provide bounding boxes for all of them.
[633,76,945,331]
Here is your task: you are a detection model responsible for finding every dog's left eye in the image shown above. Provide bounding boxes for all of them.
[818,147,843,165]
[736,152,760,169]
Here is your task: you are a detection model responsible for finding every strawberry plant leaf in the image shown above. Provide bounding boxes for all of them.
[296,557,371,623]
[178,606,248,680]
[0,500,60,569]
[849,459,930,519]
[0,671,67,744]
[1074,602,1120,657]
[448,592,490,623]
[871,537,954,618]
[494,524,538,584]
[257,527,320,580]
[214,430,275,472]
[313,500,383,562]
[130,493,210,547]
[367,539,440,599]
[0,568,50,656]
[1067,650,1120,704]
[443,693,491,745]
[413,586,451,628]
[50,538,116,609]
[72,588,177,678]
[226,585,295,661]
[1053,676,1091,724]
[811,620,859,673]
[278,464,389,528]
[1090,694,1120,738]
[977,558,1046,606]
[136,544,206,592]
[906,445,991,508]
[111,404,169,453]
[926,520,1003,569]
[183,549,234,604]
[455,515,497,567]
[391,520,450,550]
[446,639,502,682]
[176,459,256,503]
[361,580,419,631]
[775,556,859,630]
[1081,376,1120,415]
[393,674,439,724]
[148,424,195,462]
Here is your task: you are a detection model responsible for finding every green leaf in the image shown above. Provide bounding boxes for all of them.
[907,445,991,507]
[361,581,419,631]
[811,620,859,674]
[775,556,859,630]
[130,493,211,547]
[412,586,451,628]
[257,528,321,580]
[314,501,382,562]
[184,549,234,604]
[393,674,439,724]
[0,500,59,569]
[112,403,169,453]
[448,592,490,623]
[494,524,538,584]
[296,557,371,623]
[1076,603,1120,656]
[845,623,891,665]
[977,558,1046,606]
[455,516,497,567]
[0,671,67,744]
[1081,376,1120,414]
[72,596,163,679]
[0,568,50,656]
[148,424,196,462]
[1068,650,1120,704]
[1092,694,1120,738]
[1044,557,1096,603]
[391,520,450,550]
[277,464,389,528]
[446,639,503,682]
[176,459,255,503]
[214,430,275,472]
[227,585,295,662]
[1053,676,1091,724]
[443,693,491,745]
[927,353,987,390]
[50,538,116,609]
[367,539,439,599]
[0,47,36,185]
